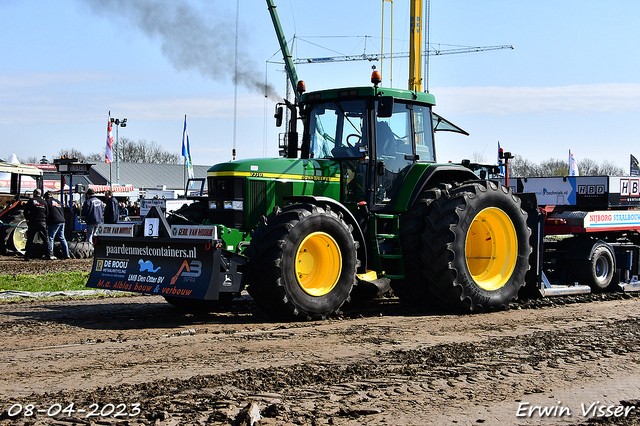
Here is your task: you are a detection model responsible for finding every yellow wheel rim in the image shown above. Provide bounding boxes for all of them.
[295,232,342,296]
[465,207,518,291]
[12,220,28,253]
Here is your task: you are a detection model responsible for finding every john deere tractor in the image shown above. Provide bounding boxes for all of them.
[87,0,532,320]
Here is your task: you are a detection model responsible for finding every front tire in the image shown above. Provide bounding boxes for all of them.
[397,180,531,312]
[246,203,358,321]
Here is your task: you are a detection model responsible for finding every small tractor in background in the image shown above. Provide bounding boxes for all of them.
[0,158,95,259]
[0,161,43,255]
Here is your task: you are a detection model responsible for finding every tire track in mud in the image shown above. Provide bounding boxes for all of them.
[3,310,640,425]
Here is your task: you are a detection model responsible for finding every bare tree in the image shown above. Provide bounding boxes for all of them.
[116,138,180,164]
[538,158,568,177]
[85,152,104,162]
[578,158,599,176]
[56,139,180,165]
[471,152,486,163]
[57,148,102,162]
[510,156,626,177]
[598,160,625,176]
[509,155,540,177]
[19,156,39,164]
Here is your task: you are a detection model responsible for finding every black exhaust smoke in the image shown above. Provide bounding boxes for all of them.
[84,0,281,101]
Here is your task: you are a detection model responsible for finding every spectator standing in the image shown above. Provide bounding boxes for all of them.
[44,192,70,259]
[24,188,54,261]
[119,202,129,221]
[81,188,104,242]
[104,190,119,224]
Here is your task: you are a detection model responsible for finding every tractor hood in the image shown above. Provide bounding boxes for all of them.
[207,158,343,231]
[207,157,342,182]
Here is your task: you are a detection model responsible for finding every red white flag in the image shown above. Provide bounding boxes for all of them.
[569,149,579,176]
[105,119,113,164]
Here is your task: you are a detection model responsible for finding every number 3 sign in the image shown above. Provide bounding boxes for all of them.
[144,218,160,237]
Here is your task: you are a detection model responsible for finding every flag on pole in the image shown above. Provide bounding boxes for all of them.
[569,149,579,176]
[105,117,114,164]
[182,115,194,179]
[631,154,640,176]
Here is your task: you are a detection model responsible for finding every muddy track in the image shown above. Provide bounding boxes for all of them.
[2,289,640,425]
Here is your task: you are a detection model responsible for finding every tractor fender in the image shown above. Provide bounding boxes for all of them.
[0,200,23,219]
[399,164,479,212]
[284,195,367,273]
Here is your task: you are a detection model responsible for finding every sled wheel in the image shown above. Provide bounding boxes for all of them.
[398,180,531,312]
[581,244,615,292]
[68,241,94,259]
[246,203,358,321]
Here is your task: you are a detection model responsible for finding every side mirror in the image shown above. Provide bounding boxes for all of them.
[377,96,394,118]
[274,106,284,127]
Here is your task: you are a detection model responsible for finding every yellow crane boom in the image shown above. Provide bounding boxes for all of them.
[409,0,423,92]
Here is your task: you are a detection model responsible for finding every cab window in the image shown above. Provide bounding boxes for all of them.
[375,102,413,204]
[413,105,435,162]
[308,100,367,159]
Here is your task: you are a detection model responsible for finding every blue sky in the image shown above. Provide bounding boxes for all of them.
[1,0,639,173]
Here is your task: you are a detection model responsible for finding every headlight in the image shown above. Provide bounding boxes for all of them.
[223,200,244,210]
[209,201,217,210]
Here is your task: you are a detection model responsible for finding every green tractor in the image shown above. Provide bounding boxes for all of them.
[204,79,531,320]
[87,1,532,320]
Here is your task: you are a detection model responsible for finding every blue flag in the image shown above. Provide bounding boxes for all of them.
[182,115,194,179]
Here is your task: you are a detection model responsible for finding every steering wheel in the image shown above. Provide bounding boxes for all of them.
[346,134,362,147]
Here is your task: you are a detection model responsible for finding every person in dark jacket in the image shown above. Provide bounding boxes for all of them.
[81,188,104,242]
[103,190,119,224]
[24,188,54,261]
[118,202,129,221]
[44,192,70,259]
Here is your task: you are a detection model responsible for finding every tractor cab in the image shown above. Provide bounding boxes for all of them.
[304,91,435,207]
[276,80,439,212]
[276,75,468,214]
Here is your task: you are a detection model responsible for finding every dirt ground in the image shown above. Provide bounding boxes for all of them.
[2,257,640,425]
[0,255,94,276]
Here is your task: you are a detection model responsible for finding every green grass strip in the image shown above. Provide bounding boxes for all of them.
[0,272,89,293]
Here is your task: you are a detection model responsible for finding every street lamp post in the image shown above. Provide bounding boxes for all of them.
[110,117,127,184]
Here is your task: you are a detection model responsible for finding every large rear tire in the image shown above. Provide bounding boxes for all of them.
[246,203,358,321]
[397,180,531,312]
[68,241,94,259]
[0,208,27,255]
[9,220,28,254]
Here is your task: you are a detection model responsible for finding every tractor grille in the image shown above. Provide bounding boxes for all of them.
[247,180,267,229]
